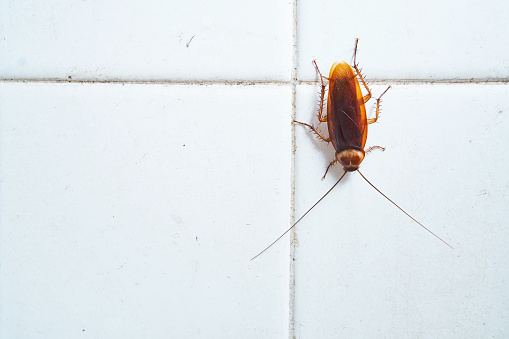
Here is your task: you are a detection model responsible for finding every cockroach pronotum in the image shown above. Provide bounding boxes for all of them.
[251,39,453,261]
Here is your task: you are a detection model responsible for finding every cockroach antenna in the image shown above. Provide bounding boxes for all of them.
[251,172,347,261]
[357,170,453,249]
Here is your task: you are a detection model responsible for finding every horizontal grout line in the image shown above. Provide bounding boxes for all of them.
[0,78,292,86]
[0,78,508,85]
[301,79,509,85]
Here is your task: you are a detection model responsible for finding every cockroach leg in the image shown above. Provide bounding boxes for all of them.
[312,60,329,83]
[313,60,328,122]
[354,68,372,103]
[353,38,360,66]
[322,159,338,179]
[365,145,386,153]
[293,120,330,142]
[317,81,327,122]
[352,38,372,103]
[367,86,391,124]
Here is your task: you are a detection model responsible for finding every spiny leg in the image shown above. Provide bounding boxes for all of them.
[365,145,386,153]
[295,61,332,179]
[293,120,330,142]
[312,60,328,122]
[322,159,338,179]
[367,85,391,124]
[352,38,373,103]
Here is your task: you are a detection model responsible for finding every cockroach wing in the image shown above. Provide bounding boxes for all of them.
[326,62,368,153]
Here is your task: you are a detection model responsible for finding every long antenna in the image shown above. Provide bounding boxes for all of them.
[251,171,348,260]
[357,169,453,249]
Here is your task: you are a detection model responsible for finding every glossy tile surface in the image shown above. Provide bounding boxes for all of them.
[0,0,292,81]
[297,0,509,80]
[1,0,508,337]
[294,83,509,338]
[0,83,292,338]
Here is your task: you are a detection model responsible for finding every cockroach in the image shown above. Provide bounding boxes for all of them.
[251,39,453,261]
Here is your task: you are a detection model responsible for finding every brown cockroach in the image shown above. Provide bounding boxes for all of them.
[251,39,452,260]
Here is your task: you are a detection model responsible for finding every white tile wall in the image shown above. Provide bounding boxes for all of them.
[294,83,509,338]
[0,0,292,81]
[297,0,509,80]
[0,83,291,338]
[1,0,508,338]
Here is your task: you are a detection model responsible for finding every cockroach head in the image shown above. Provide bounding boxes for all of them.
[336,149,365,172]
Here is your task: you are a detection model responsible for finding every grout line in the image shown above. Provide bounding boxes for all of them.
[289,0,298,338]
[1,78,508,86]
[0,78,293,86]
[299,79,509,85]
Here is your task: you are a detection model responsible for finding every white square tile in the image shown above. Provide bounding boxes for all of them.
[0,83,292,338]
[1,0,509,337]
[293,83,509,338]
[297,0,509,80]
[0,0,292,81]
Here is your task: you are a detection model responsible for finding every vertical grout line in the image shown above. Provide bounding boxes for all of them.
[289,0,298,338]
